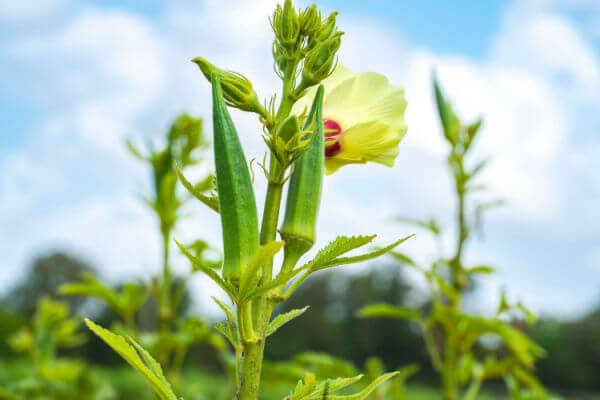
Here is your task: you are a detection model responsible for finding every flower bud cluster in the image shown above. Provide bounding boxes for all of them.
[271,0,342,90]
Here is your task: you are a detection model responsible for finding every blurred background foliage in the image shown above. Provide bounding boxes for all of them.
[2,252,600,398]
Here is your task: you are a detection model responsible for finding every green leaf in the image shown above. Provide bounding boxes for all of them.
[310,235,375,268]
[84,319,179,400]
[173,160,219,213]
[433,76,460,144]
[326,371,400,400]
[175,239,238,301]
[290,374,363,400]
[60,273,121,310]
[310,235,414,271]
[60,273,147,321]
[517,301,537,325]
[304,375,363,400]
[389,251,417,266]
[357,303,421,321]
[215,322,238,348]
[393,216,441,235]
[289,370,401,400]
[125,138,147,160]
[266,306,309,336]
[241,267,304,303]
[239,241,284,297]
[211,296,237,324]
[465,265,495,275]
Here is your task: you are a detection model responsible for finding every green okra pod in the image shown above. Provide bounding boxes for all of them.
[280,85,325,263]
[211,73,259,283]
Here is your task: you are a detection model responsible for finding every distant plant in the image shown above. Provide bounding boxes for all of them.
[3,297,112,400]
[82,1,412,399]
[60,114,226,392]
[359,77,554,400]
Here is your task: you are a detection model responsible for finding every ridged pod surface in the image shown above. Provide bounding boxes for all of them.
[280,85,325,258]
[211,73,259,282]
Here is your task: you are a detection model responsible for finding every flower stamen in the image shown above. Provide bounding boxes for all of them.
[324,119,342,157]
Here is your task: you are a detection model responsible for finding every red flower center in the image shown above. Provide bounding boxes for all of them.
[324,119,342,157]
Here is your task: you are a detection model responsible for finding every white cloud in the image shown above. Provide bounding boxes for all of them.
[9,9,165,150]
[2,0,600,318]
[0,0,69,22]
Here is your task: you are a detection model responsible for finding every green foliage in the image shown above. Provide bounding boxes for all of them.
[173,160,219,213]
[309,236,414,272]
[311,235,377,268]
[266,306,310,336]
[357,303,421,322]
[59,273,147,325]
[58,113,223,399]
[287,370,400,400]
[173,2,410,399]
[3,298,110,400]
[359,77,552,400]
[84,319,179,400]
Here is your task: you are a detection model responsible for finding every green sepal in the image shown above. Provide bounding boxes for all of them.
[211,73,259,283]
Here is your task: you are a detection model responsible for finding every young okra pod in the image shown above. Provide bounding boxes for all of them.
[211,73,259,283]
[280,85,325,264]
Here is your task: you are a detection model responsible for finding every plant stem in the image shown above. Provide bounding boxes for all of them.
[239,340,263,400]
[159,232,172,332]
[423,325,442,371]
[238,58,300,400]
[442,326,458,400]
[239,165,285,400]
[463,377,483,400]
[442,152,468,400]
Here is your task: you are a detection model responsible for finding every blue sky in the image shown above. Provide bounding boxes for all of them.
[1,0,599,319]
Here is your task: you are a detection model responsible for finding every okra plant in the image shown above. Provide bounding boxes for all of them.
[84,1,412,399]
[4,297,111,400]
[359,78,553,400]
[60,114,226,389]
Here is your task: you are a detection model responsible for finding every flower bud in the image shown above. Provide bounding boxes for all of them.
[301,34,341,86]
[211,73,259,283]
[299,5,321,36]
[192,57,263,114]
[272,0,300,49]
[280,86,325,263]
[272,41,288,73]
[314,12,338,42]
[276,114,301,143]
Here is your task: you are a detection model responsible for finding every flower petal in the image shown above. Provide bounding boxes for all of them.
[339,121,401,164]
[323,72,407,132]
[325,157,361,174]
[293,65,354,116]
